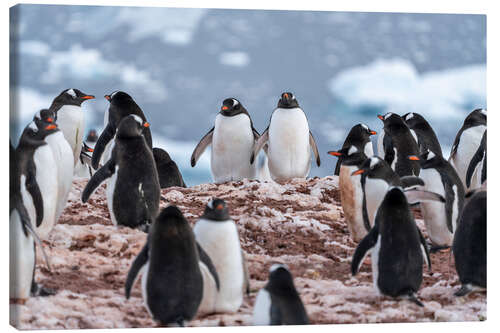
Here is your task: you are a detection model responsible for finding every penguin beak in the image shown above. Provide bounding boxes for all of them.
[351,169,365,176]
[45,124,57,130]
[221,106,229,111]
[370,130,377,135]
[328,151,342,157]
[82,95,95,100]
[105,95,111,101]
[86,147,94,152]
[216,204,224,210]
[283,93,289,99]
[408,156,420,161]
[377,115,384,120]
[143,122,150,128]
[46,117,54,123]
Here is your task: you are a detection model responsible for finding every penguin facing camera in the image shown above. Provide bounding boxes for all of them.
[334,123,376,176]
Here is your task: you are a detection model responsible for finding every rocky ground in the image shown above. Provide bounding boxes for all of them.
[11,177,486,329]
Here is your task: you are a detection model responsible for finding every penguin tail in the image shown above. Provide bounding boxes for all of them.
[407,293,424,307]
[454,285,472,297]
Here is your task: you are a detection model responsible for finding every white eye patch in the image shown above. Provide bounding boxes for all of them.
[427,151,436,159]
[270,263,288,273]
[370,157,381,168]
[384,112,393,120]
[361,123,369,130]
[480,109,487,116]
[131,114,143,125]
[66,89,76,98]
[347,146,358,155]
[406,113,414,120]
[232,99,239,106]
[207,199,214,210]
[34,110,41,120]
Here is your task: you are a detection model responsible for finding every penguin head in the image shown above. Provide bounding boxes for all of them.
[356,123,377,137]
[201,198,231,221]
[402,112,427,128]
[22,121,58,141]
[277,92,300,109]
[408,150,441,169]
[86,129,99,143]
[328,145,367,167]
[104,91,133,105]
[220,98,247,116]
[52,89,95,108]
[382,186,409,211]
[152,205,192,238]
[351,156,393,181]
[33,109,56,124]
[464,108,487,127]
[152,147,173,162]
[266,264,299,296]
[116,115,149,139]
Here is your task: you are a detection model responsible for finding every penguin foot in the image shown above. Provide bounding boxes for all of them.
[454,285,472,297]
[31,282,57,297]
[406,294,424,307]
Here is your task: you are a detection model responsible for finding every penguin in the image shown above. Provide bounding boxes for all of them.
[16,121,59,239]
[125,205,219,326]
[92,91,152,170]
[328,146,369,242]
[153,147,187,188]
[377,112,420,177]
[334,123,376,176]
[193,198,249,314]
[251,92,321,182]
[74,129,99,178]
[48,88,95,166]
[253,264,309,325]
[351,187,434,307]
[191,98,260,183]
[452,189,486,296]
[82,115,160,231]
[449,108,487,190]
[402,112,443,156]
[466,130,486,190]
[33,109,74,222]
[408,151,465,251]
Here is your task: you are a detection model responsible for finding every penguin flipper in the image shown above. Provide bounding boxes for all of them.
[252,125,261,141]
[251,127,269,165]
[26,161,44,228]
[404,189,445,205]
[417,227,431,270]
[309,131,321,167]
[466,131,486,188]
[125,241,149,299]
[334,158,342,176]
[191,127,213,167]
[196,242,220,291]
[400,176,425,189]
[351,225,379,275]
[91,124,114,170]
[361,179,372,231]
[406,293,424,307]
[82,158,115,203]
[383,134,395,167]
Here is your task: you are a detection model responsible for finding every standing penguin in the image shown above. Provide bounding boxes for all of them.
[75,129,99,178]
[251,92,321,182]
[466,130,487,190]
[402,112,443,156]
[253,264,309,325]
[328,146,369,242]
[91,91,152,170]
[351,187,433,306]
[377,113,420,177]
[453,189,486,296]
[153,147,186,188]
[17,122,59,239]
[334,123,376,175]
[449,108,487,190]
[408,151,465,251]
[33,109,74,222]
[193,198,249,313]
[191,98,260,183]
[49,88,95,165]
[125,205,219,326]
[82,115,160,231]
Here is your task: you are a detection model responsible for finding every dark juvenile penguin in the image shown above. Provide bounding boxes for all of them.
[402,112,443,156]
[409,151,465,251]
[449,108,487,190]
[82,115,160,231]
[153,147,186,188]
[351,187,432,306]
[253,264,309,325]
[125,205,219,326]
[466,130,486,189]
[453,189,486,296]
[48,88,95,165]
[334,123,376,175]
[91,91,152,170]
[377,112,420,177]
[328,146,369,241]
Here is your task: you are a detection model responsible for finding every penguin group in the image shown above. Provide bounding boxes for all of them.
[10,85,486,326]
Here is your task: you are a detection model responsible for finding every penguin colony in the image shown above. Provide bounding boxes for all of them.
[10,87,486,327]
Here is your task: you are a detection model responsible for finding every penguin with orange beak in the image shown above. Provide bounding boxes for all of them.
[333,123,376,176]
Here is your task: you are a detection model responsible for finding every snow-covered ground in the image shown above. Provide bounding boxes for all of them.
[11,177,486,329]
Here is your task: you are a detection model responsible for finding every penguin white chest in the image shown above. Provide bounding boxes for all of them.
[57,105,85,165]
[364,178,389,227]
[339,165,366,242]
[211,114,256,183]
[193,219,245,313]
[268,108,311,180]
[252,288,272,325]
[364,142,374,157]
[377,131,385,158]
[452,125,486,188]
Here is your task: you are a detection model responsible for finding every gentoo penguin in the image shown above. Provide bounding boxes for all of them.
[193,198,249,313]
[377,112,420,177]
[191,98,260,183]
[466,130,487,189]
[351,187,433,306]
[449,108,487,190]
[409,151,465,251]
[125,205,219,326]
[17,121,59,239]
[75,129,98,178]
[334,123,376,175]
[328,146,369,242]
[253,264,309,325]
[153,147,187,188]
[49,88,95,165]
[403,112,443,156]
[92,91,152,170]
[82,115,160,231]
[453,189,486,296]
[251,92,321,182]
[33,109,74,222]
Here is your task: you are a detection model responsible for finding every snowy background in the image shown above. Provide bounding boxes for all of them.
[9,5,486,185]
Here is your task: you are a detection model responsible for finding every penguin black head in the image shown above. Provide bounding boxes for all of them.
[104,91,133,104]
[328,145,367,167]
[152,147,173,162]
[33,109,56,124]
[266,264,299,296]
[51,89,95,109]
[382,186,409,210]
[201,198,230,221]
[351,156,394,181]
[116,115,149,139]
[352,123,377,138]
[220,98,247,117]
[464,108,487,127]
[402,112,428,128]
[86,129,99,143]
[22,121,58,142]
[152,205,193,240]
[277,92,300,109]
[408,150,442,169]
